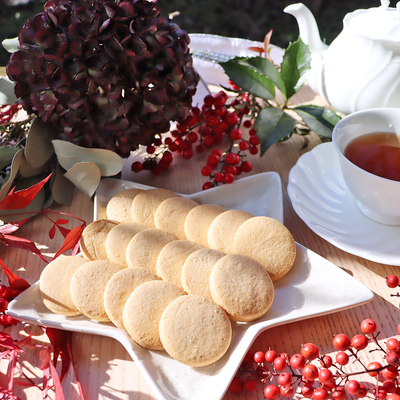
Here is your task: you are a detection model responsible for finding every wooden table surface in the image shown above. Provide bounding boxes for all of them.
[1,83,399,400]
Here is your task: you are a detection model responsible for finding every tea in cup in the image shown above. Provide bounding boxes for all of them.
[332,108,400,226]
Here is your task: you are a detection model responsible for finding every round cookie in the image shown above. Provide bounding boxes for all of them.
[159,295,232,367]
[125,228,177,274]
[207,210,254,254]
[154,197,199,240]
[105,222,147,266]
[70,260,126,322]
[106,188,143,223]
[233,216,297,281]
[131,188,179,228]
[184,204,226,247]
[40,255,88,316]
[181,248,225,300]
[123,280,185,350]
[156,240,204,288]
[80,219,118,261]
[209,254,274,322]
[104,267,159,330]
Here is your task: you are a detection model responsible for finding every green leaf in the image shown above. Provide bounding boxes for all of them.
[293,105,341,139]
[237,57,286,98]
[2,37,19,53]
[0,149,23,201]
[20,152,48,177]
[52,139,123,176]
[25,117,57,168]
[63,162,101,198]
[219,57,275,101]
[255,107,297,156]
[280,37,311,100]
[0,147,18,170]
[0,77,17,105]
[51,163,76,206]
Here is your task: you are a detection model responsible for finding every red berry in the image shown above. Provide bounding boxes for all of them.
[301,343,319,360]
[249,135,259,145]
[312,387,329,400]
[214,172,224,183]
[243,379,257,392]
[169,142,178,152]
[280,385,294,397]
[290,353,306,369]
[387,395,400,400]
[203,136,214,147]
[243,350,255,363]
[214,95,226,107]
[230,128,242,141]
[225,112,239,125]
[224,173,235,184]
[249,146,258,155]
[278,371,292,386]
[254,351,265,364]
[0,298,8,313]
[131,161,143,173]
[225,153,238,165]
[201,166,212,176]
[229,377,243,394]
[161,152,173,164]
[202,182,213,190]
[185,115,197,127]
[0,314,10,327]
[273,356,287,371]
[0,285,8,298]
[383,380,397,394]
[249,128,257,136]
[204,94,214,106]
[187,131,198,143]
[177,123,188,134]
[302,364,318,380]
[182,149,193,159]
[356,384,368,398]
[382,366,399,380]
[351,334,368,350]
[367,361,382,376]
[360,318,377,334]
[346,380,360,395]
[240,161,252,173]
[387,274,399,288]
[151,166,162,176]
[207,154,220,165]
[318,368,333,383]
[195,144,205,153]
[5,315,19,325]
[335,351,349,366]
[264,384,280,400]
[243,120,252,128]
[192,106,201,116]
[302,383,314,398]
[265,349,278,363]
[332,333,351,351]
[387,351,400,365]
[320,355,332,368]
[332,386,346,400]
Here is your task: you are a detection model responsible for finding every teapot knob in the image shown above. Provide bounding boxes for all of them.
[380,0,390,8]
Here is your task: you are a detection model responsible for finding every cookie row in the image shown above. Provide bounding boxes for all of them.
[104,188,296,281]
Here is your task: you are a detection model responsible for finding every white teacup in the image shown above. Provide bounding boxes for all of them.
[332,108,400,226]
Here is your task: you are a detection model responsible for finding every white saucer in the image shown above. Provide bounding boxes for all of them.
[288,142,400,266]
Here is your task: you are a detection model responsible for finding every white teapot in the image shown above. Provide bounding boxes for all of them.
[284,1,400,114]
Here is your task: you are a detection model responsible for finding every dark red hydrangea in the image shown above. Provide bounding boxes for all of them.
[7,0,199,157]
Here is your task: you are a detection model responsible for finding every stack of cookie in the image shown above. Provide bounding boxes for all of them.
[39,187,296,367]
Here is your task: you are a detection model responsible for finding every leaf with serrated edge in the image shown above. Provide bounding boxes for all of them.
[0,149,23,201]
[237,57,286,98]
[63,162,101,198]
[220,58,275,101]
[280,38,311,100]
[255,107,297,156]
[0,147,18,170]
[52,139,123,176]
[25,117,57,168]
[0,77,17,105]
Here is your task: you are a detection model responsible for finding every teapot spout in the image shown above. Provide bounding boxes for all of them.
[284,3,329,100]
[284,3,328,52]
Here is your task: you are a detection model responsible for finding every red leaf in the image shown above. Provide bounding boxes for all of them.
[67,333,85,400]
[0,218,30,235]
[247,46,265,54]
[49,224,56,239]
[0,258,31,292]
[56,219,69,225]
[50,360,65,400]
[0,173,52,211]
[8,349,18,391]
[50,223,85,261]
[0,234,48,263]
[56,225,71,238]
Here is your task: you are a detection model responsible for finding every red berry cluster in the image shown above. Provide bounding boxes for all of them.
[131,90,260,190]
[0,284,21,327]
[230,318,400,400]
[0,104,20,125]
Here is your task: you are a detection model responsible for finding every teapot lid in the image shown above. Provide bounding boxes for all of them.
[346,0,400,41]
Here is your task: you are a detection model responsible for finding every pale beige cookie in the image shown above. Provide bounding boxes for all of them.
[123,280,185,350]
[125,228,177,274]
[39,255,88,316]
[233,216,296,281]
[70,260,126,322]
[131,188,179,228]
[209,254,274,322]
[154,197,199,240]
[159,295,232,367]
[105,222,147,266]
[181,248,225,300]
[156,240,203,288]
[80,219,118,261]
[106,188,143,223]
[104,267,159,330]
[184,204,226,247]
[207,210,254,253]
